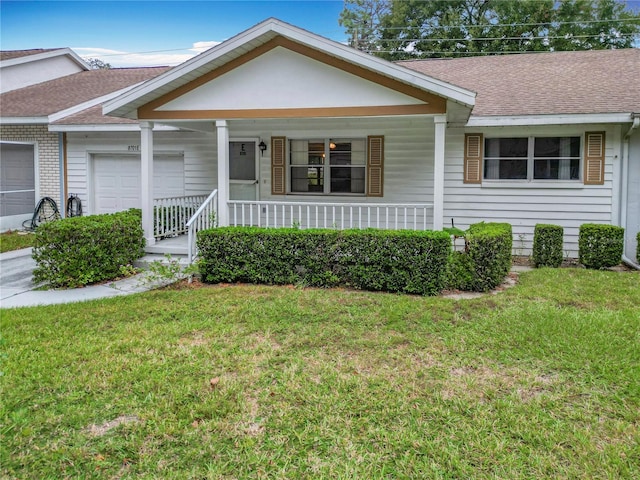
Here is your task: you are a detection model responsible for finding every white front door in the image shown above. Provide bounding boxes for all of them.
[229,141,258,201]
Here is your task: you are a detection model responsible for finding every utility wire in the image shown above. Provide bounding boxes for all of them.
[377,33,638,42]
[359,18,640,31]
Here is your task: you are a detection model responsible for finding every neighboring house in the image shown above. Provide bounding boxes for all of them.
[0,50,169,230]
[0,48,88,93]
[2,19,639,266]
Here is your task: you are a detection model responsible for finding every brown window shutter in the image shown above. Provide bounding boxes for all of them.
[584,131,605,185]
[271,136,286,195]
[464,133,483,184]
[367,135,384,197]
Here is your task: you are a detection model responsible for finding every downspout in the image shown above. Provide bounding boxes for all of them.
[620,115,640,269]
[58,133,66,217]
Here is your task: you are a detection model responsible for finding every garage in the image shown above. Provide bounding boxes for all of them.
[92,154,184,214]
[0,142,36,230]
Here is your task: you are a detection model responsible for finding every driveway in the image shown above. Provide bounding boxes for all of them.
[0,248,37,302]
[1,248,175,308]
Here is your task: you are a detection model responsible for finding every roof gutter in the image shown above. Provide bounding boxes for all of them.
[620,114,640,270]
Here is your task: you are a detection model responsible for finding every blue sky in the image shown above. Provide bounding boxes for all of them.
[1,1,348,67]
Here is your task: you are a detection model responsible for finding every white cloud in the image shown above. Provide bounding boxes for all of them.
[190,41,221,53]
[74,40,221,68]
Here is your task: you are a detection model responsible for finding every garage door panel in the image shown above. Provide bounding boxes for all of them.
[121,175,139,189]
[93,154,184,214]
[1,143,36,216]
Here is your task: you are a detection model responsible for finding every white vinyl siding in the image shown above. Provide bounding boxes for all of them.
[66,131,216,215]
[230,116,435,207]
[446,125,618,257]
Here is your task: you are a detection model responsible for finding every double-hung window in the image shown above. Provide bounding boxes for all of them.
[484,136,581,181]
[290,139,366,194]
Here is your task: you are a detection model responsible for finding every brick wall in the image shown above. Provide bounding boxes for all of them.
[0,125,60,202]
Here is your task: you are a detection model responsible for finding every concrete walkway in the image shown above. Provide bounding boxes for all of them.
[0,248,169,309]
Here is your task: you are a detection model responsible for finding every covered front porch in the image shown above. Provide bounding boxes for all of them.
[100,19,476,261]
[142,113,448,261]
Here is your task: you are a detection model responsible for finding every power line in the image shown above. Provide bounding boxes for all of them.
[350,18,640,31]
[376,33,638,42]
[368,49,634,55]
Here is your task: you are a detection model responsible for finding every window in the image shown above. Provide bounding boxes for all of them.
[484,136,581,181]
[289,139,366,194]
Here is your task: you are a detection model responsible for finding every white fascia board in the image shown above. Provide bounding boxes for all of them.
[0,117,49,124]
[467,113,634,127]
[48,124,180,132]
[0,48,90,70]
[104,18,476,117]
[49,83,146,123]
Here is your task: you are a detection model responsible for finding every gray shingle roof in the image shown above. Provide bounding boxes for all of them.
[0,49,62,61]
[52,104,140,125]
[398,48,640,116]
[0,67,170,118]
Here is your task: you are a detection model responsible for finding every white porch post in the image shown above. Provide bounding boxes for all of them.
[140,121,155,246]
[216,120,229,226]
[433,115,447,230]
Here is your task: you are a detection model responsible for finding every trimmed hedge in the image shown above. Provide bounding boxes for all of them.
[447,222,513,292]
[532,224,564,268]
[33,209,145,288]
[197,227,452,295]
[578,223,624,269]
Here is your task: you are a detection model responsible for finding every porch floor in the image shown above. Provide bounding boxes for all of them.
[146,235,188,255]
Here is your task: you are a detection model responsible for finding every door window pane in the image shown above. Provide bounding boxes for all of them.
[229,142,255,180]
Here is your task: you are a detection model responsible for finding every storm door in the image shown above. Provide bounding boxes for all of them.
[229,141,258,201]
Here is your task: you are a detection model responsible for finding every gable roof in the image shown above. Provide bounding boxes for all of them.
[0,47,90,70]
[0,67,170,123]
[104,18,476,120]
[399,49,640,118]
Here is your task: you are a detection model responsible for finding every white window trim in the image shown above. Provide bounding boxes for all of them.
[288,138,367,196]
[483,135,582,184]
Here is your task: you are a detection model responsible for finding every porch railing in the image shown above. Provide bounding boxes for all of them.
[153,194,208,239]
[186,189,218,263]
[228,201,434,231]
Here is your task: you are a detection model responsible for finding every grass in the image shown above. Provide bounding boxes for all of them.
[0,230,35,253]
[1,268,639,479]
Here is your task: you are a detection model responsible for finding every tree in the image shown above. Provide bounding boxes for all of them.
[339,0,390,52]
[87,58,111,69]
[339,0,640,59]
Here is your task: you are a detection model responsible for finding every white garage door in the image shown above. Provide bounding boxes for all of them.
[1,143,36,217]
[93,154,184,214]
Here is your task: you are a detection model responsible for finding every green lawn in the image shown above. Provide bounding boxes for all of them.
[0,231,35,253]
[1,269,639,479]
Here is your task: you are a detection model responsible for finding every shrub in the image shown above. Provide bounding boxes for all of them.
[447,222,513,292]
[446,251,475,291]
[532,224,564,268]
[335,229,451,295]
[197,227,451,296]
[578,223,624,269]
[33,209,144,288]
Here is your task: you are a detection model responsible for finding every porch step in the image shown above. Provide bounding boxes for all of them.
[145,235,189,255]
[145,244,188,255]
[135,253,190,270]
